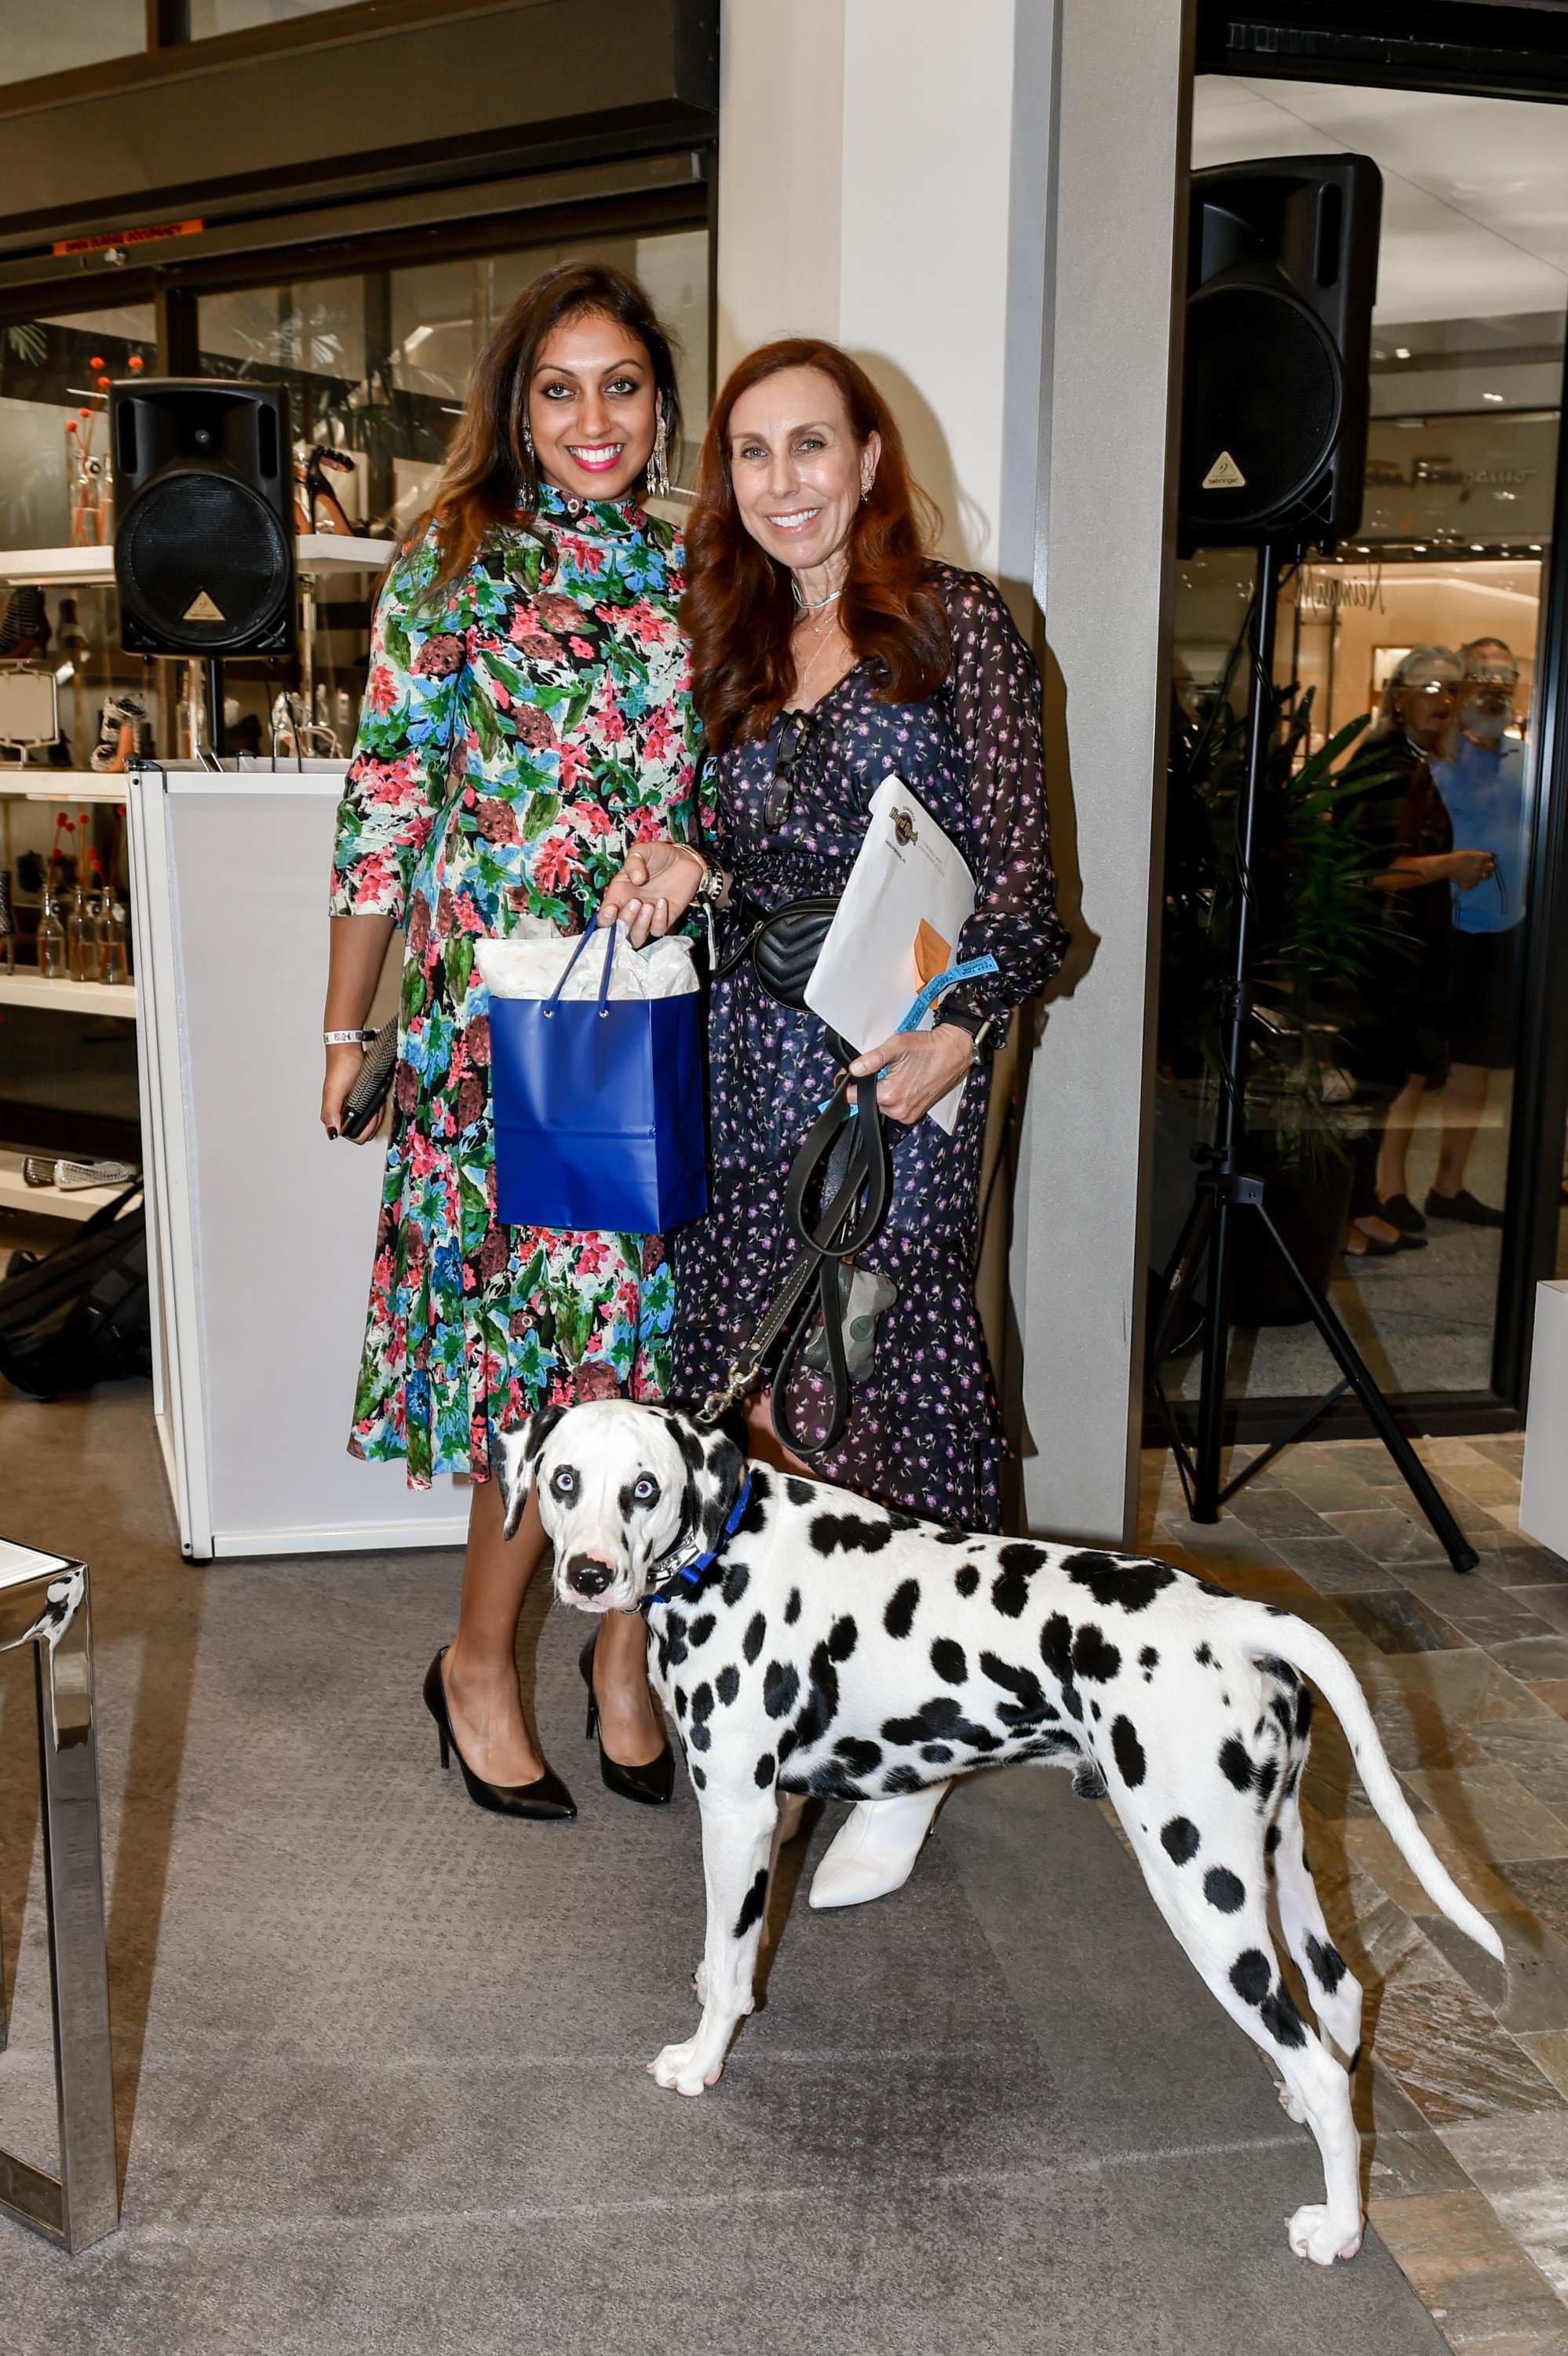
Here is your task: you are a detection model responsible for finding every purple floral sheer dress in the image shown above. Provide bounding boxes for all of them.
[672,566,1067,1530]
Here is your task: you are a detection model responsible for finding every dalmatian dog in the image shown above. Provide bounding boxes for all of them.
[494,1399,1503,2267]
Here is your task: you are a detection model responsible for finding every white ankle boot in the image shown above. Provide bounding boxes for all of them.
[808,1783,950,1909]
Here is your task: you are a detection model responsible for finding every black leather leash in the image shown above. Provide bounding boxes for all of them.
[698,1069,892,1454]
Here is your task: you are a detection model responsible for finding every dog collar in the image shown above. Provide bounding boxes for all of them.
[643,1475,753,1610]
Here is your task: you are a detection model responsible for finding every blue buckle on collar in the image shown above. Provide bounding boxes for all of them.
[649,1472,753,1604]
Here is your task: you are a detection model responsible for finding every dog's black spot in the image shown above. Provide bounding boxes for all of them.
[1219,1736,1253,1793]
[1196,1578,1229,1599]
[776,1727,797,1763]
[691,1763,706,1788]
[1041,1613,1084,1721]
[881,1696,1001,1753]
[1204,1866,1245,1913]
[978,1652,1050,1727]
[1161,1815,1200,1864]
[931,1637,967,1684]
[784,1476,816,1507]
[1305,1934,1347,1995]
[884,1581,921,1639]
[810,1512,892,1556]
[674,1421,705,1470]
[955,1564,980,1597]
[1110,1715,1146,1788]
[785,1588,802,1625]
[1195,1643,1214,1666]
[764,1661,800,1719]
[889,1512,923,1532]
[921,1743,954,1762]
[722,1560,750,1607]
[1270,1694,1293,1738]
[737,1471,771,1534]
[835,1737,882,1774]
[1089,1699,1101,1722]
[804,1763,868,1801]
[1072,1757,1108,1798]
[1261,1986,1308,2049]
[665,1625,689,1670]
[742,1611,767,1665]
[884,1765,927,1794]
[828,1614,859,1663]
[992,1541,1045,1618]
[1230,1949,1272,2006]
[733,1868,769,1939]
[1264,1823,1282,1855]
[1261,1655,1300,1688]
[673,1687,687,1720]
[688,1720,712,1751]
[934,1529,967,1546]
[1072,1624,1121,1683]
[753,1751,775,1787]
[1140,1645,1159,1669]
[1066,1550,1176,1614]
[791,1641,840,1751]
[687,1613,716,1648]
[1255,1758,1279,1807]
[1296,1685,1314,1738]
[717,1665,740,1706]
[1282,1761,1300,1800]
[691,1681,713,1720]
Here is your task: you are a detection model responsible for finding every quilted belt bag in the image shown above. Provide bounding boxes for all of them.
[711,894,838,1012]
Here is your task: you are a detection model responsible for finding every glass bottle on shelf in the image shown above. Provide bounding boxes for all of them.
[100,887,130,987]
[37,889,69,980]
[66,877,93,980]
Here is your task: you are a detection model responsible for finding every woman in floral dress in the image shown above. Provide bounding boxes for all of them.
[323,262,702,1818]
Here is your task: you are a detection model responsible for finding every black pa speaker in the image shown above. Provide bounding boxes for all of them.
[1179,155,1382,550]
[111,379,294,657]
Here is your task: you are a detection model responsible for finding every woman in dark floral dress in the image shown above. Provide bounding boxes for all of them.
[603,340,1066,1904]
[323,263,701,1819]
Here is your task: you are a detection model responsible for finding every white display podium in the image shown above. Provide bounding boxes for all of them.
[1521,1280,1568,1559]
[126,760,468,1559]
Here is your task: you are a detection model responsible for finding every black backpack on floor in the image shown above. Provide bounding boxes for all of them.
[0,1183,152,1398]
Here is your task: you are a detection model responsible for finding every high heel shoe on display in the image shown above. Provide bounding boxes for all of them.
[809,1783,950,1909]
[422,1649,576,1821]
[579,1634,676,1806]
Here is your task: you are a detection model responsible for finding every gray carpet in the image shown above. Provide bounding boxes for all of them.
[0,1384,1446,2353]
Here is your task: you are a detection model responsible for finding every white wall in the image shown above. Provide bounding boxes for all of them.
[717,0,1189,1541]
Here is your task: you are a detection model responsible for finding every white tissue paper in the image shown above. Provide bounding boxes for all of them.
[475,925,698,1002]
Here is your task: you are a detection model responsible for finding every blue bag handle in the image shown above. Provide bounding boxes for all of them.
[543,918,618,1020]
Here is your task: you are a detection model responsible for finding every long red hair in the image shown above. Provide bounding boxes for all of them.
[682,340,950,753]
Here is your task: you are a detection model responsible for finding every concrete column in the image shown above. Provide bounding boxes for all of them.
[715,0,1188,1544]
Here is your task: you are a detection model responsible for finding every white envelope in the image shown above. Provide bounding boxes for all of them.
[804,774,975,1133]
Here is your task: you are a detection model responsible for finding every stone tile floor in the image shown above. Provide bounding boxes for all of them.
[1140,1431,1568,2353]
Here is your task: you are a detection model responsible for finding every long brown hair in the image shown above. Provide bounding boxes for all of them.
[418,259,682,593]
[682,339,950,752]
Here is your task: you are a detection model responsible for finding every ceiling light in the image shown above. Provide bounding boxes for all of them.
[1530,542,1543,551]
[1483,392,1504,403]
[1395,346,1411,360]
[1471,542,1485,552]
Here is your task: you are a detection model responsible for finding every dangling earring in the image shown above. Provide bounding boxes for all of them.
[647,401,670,499]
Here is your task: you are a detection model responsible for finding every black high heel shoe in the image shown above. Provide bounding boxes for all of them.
[423,1649,576,1821]
[579,1634,676,1806]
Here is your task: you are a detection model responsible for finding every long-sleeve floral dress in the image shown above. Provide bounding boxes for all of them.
[673,566,1067,1531]
[330,486,700,1486]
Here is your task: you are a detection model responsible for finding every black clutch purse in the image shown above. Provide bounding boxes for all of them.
[340,1019,399,1140]
[713,894,839,1012]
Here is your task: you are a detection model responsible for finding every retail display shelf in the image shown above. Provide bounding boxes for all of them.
[0,771,137,801]
[0,1154,132,1223]
[0,534,392,587]
[0,971,136,1015]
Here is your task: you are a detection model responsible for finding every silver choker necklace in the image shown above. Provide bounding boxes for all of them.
[793,585,843,614]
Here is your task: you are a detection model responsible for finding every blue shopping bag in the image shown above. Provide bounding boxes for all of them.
[488,923,708,1235]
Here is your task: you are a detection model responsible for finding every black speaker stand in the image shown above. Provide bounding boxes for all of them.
[1147,542,1479,1575]
[200,656,224,769]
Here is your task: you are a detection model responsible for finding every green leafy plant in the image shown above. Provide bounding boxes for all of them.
[1161,646,1406,1164]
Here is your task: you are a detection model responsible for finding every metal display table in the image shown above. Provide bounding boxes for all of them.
[0,1537,118,2252]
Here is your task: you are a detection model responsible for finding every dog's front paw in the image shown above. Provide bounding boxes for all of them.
[1288,2204,1363,2266]
[649,2037,723,2097]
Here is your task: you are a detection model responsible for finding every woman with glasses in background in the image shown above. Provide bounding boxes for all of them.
[600,338,1067,1909]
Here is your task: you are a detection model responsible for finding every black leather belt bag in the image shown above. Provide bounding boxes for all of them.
[712,894,838,1012]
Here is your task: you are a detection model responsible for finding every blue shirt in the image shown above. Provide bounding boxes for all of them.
[1430,734,1528,933]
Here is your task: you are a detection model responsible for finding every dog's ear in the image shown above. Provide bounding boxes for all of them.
[491,1403,565,1539]
[669,1410,747,1553]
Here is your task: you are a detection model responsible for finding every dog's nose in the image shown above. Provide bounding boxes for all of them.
[566,1555,614,1598]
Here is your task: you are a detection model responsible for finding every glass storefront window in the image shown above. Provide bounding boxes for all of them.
[0,3,144,85]
[1154,78,1568,1410]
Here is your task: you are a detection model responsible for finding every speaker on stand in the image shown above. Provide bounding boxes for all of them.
[1149,154,1477,1575]
[110,379,294,760]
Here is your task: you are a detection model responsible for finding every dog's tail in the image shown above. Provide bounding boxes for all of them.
[1243,1605,1504,1964]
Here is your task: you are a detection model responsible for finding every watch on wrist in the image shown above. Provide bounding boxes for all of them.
[670,841,724,907]
[942,1000,1003,1063]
